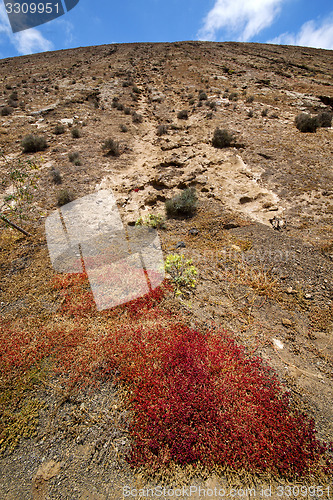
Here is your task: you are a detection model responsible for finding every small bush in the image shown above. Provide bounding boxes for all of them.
[247,109,254,118]
[198,91,208,101]
[102,138,121,156]
[21,134,47,153]
[116,103,124,111]
[71,127,82,138]
[165,187,197,218]
[316,111,332,128]
[132,112,143,124]
[132,85,141,94]
[120,124,128,133]
[124,107,131,115]
[177,110,189,120]
[9,91,18,101]
[156,124,168,136]
[53,123,65,135]
[246,95,254,103]
[8,99,18,108]
[229,92,238,101]
[0,106,13,116]
[295,113,318,133]
[50,167,62,184]
[68,151,80,163]
[212,128,235,148]
[261,108,268,117]
[57,189,74,206]
[189,98,195,106]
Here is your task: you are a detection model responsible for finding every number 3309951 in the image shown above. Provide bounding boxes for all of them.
[5,3,60,14]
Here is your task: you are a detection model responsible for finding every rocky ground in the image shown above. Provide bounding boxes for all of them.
[0,41,332,499]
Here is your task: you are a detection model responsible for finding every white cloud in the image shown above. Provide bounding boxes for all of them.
[15,29,53,54]
[0,3,53,55]
[268,16,333,50]
[198,0,287,41]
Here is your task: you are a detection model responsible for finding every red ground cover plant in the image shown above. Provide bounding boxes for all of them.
[1,272,332,477]
[127,327,332,476]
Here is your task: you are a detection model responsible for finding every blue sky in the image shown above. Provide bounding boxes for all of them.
[0,0,332,59]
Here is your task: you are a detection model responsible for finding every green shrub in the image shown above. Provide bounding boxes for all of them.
[295,113,318,133]
[316,111,332,128]
[9,91,18,101]
[177,110,189,120]
[102,138,121,156]
[71,127,82,138]
[261,108,268,117]
[124,107,131,115]
[53,123,65,135]
[198,91,208,101]
[165,187,197,217]
[132,112,143,124]
[0,106,13,116]
[57,189,74,207]
[246,95,254,103]
[21,134,47,153]
[212,128,235,148]
[50,167,62,184]
[8,99,18,108]
[68,151,80,163]
[229,92,238,101]
[120,124,128,133]
[156,124,168,136]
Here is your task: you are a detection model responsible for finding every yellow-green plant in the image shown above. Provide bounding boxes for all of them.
[164,253,197,296]
[135,213,166,229]
[0,150,40,222]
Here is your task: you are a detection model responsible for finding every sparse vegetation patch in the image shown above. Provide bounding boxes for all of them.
[212,127,235,148]
[165,188,197,217]
[21,134,47,153]
[295,113,318,133]
[102,138,122,156]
